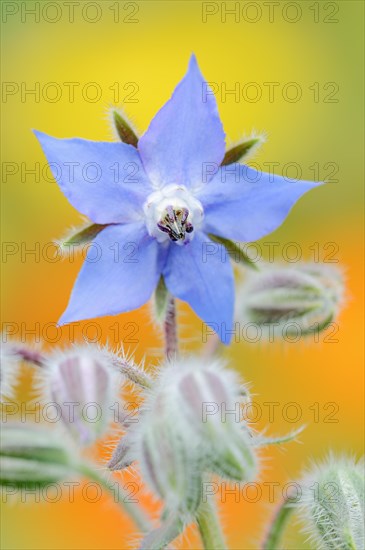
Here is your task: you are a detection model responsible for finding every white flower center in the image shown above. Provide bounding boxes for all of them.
[143,185,204,245]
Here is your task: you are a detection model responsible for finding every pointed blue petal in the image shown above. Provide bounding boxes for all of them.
[163,232,234,344]
[138,55,226,189]
[59,223,165,324]
[34,130,151,224]
[197,164,323,242]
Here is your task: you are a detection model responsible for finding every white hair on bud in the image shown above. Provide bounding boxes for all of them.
[298,453,364,550]
[38,342,122,447]
[132,356,257,515]
[236,262,345,341]
[0,338,21,401]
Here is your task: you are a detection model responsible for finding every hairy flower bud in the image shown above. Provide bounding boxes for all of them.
[134,358,257,515]
[1,341,20,401]
[299,455,364,550]
[0,423,76,489]
[43,345,120,446]
[237,263,344,339]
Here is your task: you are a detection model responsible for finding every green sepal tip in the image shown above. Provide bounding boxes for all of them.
[222,137,263,166]
[153,276,170,324]
[61,223,108,248]
[208,234,259,271]
[112,109,139,147]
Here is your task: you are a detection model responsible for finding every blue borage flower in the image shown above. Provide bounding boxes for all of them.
[35,55,322,344]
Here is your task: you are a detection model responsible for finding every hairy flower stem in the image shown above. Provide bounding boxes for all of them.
[163,295,178,360]
[77,462,152,533]
[196,498,227,550]
[138,514,184,549]
[261,497,294,549]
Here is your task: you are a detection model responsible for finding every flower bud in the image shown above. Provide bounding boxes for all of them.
[134,358,257,515]
[43,345,120,446]
[0,423,76,489]
[138,409,203,515]
[299,455,364,550]
[237,263,344,339]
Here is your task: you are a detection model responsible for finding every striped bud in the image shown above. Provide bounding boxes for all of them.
[134,358,257,515]
[0,423,76,489]
[237,263,344,339]
[299,455,364,549]
[43,345,120,446]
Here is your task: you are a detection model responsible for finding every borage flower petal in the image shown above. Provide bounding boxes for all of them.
[59,223,165,324]
[197,164,323,242]
[34,131,151,224]
[138,54,226,189]
[163,233,234,344]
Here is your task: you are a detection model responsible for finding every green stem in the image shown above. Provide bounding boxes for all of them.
[262,497,295,549]
[196,497,227,550]
[208,234,259,271]
[76,462,152,533]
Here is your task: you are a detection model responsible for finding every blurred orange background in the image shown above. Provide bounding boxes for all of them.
[1,1,364,548]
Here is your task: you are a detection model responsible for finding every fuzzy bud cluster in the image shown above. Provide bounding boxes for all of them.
[110,357,257,516]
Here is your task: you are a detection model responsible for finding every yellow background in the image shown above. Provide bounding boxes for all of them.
[1,1,364,548]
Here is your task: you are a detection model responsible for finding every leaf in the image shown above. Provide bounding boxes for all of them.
[222,136,264,166]
[112,109,139,147]
[208,234,259,271]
